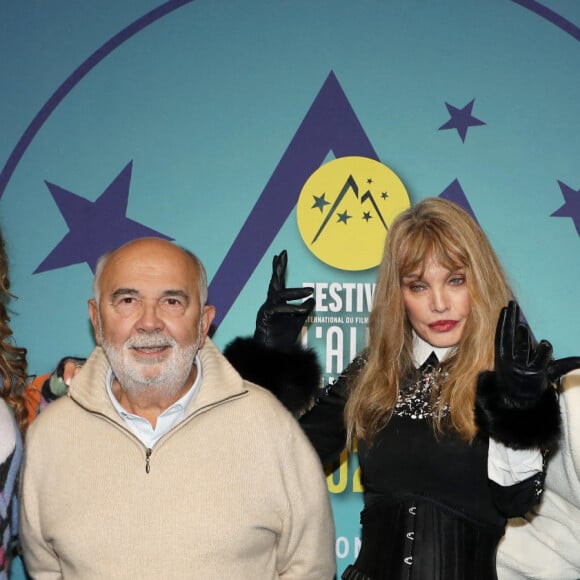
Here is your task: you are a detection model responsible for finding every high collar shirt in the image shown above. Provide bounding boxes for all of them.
[411,331,453,368]
[106,356,202,449]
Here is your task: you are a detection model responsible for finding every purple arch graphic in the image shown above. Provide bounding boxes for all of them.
[511,0,580,41]
[2,0,578,202]
[0,0,194,200]
[0,0,578,332]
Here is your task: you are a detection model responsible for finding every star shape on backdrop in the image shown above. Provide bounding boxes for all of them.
[312,193,330,212]
[438,99,486,142]
[362,211,372,222]
[34,161,173,274]
[550,180,580,236]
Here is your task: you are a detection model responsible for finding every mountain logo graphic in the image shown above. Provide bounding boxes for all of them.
[296,156,410,270]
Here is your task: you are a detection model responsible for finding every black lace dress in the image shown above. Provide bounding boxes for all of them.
[299,357,544,580]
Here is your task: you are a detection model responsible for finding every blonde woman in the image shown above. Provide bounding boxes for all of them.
[236,198,580,580]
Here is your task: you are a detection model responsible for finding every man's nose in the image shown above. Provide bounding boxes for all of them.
[136,302,164,332]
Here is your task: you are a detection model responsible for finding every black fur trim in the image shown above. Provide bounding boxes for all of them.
[224,336,321,416]
[474,370,560,450]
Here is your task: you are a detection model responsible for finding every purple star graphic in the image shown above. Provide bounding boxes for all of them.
[34,161,173,274]
[438,99,486,142]
[551,180,580,236]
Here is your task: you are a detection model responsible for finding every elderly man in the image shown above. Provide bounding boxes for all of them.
[20,237,335,579]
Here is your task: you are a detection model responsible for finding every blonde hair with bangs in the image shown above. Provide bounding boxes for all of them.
[345,198,513,444]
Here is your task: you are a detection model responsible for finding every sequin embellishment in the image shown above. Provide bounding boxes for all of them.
[394,366,449,420]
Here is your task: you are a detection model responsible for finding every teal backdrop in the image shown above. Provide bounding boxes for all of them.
[1,1,579,577]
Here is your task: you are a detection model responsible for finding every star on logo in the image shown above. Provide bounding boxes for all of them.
[337,210,352,224]
[362,211,372,222]
[34,161,173,274]
[551,180,580,236]
[438,99,486,142]
[312,193,330,212]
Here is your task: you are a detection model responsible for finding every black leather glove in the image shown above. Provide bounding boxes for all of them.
[254,250,315,350]
[495,301,580,403]
[475,300,580,449]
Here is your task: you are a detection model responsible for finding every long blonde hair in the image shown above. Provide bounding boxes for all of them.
[345,198,513,444]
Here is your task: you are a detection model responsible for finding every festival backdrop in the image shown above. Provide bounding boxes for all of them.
[1,1,579,577]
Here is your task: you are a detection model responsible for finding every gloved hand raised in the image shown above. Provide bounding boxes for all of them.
[494,301,580,404]
[475,300,580,448]
[254,250,315,350]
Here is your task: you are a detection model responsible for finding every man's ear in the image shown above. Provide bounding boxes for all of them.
[88,299,101,346]
[198,305,216,349]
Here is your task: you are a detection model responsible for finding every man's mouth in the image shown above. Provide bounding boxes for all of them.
[130,344,172,357]
[133,345,167,350]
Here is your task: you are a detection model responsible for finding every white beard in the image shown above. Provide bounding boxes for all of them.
[98,319,202,400]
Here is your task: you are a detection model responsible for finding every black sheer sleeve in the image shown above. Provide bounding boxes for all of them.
[489,468,545,518]
[300,354,367,464]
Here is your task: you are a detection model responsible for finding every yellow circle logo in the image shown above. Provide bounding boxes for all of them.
[296,156,411,270]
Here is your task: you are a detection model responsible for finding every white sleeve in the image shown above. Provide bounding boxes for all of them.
[488,437,542,486]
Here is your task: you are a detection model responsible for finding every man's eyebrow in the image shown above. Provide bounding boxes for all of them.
[161,290,190,301]
[109,288,190,302]
[110,288,139,300]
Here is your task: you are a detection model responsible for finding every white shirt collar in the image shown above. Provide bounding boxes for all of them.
[105,355,202,448]
[411,331,454,368]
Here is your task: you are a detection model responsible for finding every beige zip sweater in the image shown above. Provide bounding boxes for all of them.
[20,339,336,579]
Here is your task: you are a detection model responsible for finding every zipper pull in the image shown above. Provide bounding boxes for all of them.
[145,448,152,474]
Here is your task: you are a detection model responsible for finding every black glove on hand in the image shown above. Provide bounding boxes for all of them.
[475,300,580,449]
[495,301,580,404]
[254,250,315,350]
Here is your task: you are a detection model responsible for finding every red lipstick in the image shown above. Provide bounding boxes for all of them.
[428,320,458,332]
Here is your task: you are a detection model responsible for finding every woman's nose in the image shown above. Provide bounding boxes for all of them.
[430,288,448,313]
